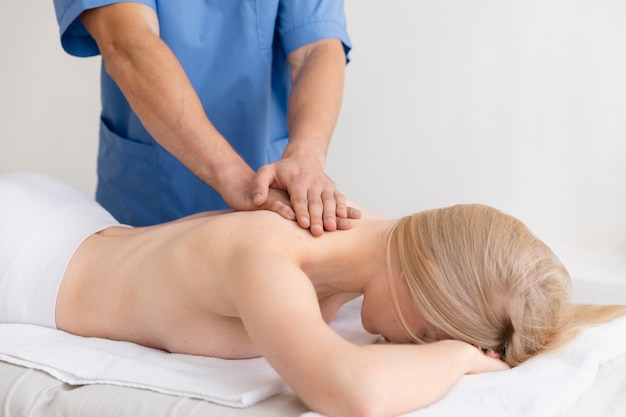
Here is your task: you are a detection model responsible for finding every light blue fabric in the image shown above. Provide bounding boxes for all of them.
[53,0,351,226]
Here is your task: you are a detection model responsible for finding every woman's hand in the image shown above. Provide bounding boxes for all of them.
[467,345,511,374]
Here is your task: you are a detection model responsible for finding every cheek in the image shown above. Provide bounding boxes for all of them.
[385,326,414,344]
[360,296,401,337]
[393,301,435,343]
[378,305,418,343]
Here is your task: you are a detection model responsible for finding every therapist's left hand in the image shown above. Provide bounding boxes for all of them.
[252,156,361,237]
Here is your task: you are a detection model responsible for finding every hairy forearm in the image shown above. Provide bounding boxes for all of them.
[104,33,250,187]
[285,39,345,165]
[80,4,251,190]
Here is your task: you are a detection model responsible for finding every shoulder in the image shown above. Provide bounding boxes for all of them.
[202,209,301,234]
[180,210,310,257]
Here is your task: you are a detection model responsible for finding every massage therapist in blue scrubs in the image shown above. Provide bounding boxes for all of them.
[53,1,357,235]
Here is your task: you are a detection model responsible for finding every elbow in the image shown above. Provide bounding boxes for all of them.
[341,400,386,417]
[97,39,137,82]
[306,379,403,417]
[331,393,377,417]
[309,398,379,417]
[342,381,412,417]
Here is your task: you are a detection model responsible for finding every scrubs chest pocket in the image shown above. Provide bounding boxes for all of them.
[256,0,280,50]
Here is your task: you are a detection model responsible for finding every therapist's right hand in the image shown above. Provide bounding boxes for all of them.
[215,164,297,223]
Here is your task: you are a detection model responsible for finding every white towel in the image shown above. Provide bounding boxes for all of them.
[302,314,626,417]
[0,297,377,408]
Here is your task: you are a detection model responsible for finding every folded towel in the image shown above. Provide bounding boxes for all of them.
[0,297,377,408]
[302,314,626,417]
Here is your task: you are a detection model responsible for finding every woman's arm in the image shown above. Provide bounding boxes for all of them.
[231,255,507,417]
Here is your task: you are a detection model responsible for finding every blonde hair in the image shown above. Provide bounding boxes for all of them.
[387,204,626,367]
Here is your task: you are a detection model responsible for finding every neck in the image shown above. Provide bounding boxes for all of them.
[304,216,395,298]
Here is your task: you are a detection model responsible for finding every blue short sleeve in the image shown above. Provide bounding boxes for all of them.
[53,0,156,57]
[277,0,351,61]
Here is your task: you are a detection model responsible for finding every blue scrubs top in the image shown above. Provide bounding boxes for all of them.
[53,0,351,226]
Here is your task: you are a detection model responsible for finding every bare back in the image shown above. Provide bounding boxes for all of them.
[56,210,364,358]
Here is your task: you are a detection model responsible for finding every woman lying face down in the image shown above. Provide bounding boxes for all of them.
[1,173,624,417]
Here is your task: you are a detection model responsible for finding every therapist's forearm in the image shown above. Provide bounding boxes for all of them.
[112,36,250,188]
[79,4,252,195]
[285,39,346,165]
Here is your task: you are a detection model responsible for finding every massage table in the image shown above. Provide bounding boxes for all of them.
[1,245,625,417]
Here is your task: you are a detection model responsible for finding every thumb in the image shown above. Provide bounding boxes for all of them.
[251,165,275,208]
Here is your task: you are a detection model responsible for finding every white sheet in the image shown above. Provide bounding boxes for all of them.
[0,298,376,408]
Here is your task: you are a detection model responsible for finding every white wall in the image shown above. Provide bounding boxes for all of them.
[0,2,100,192]
[330,0,626,252]
[1,1,625,253]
